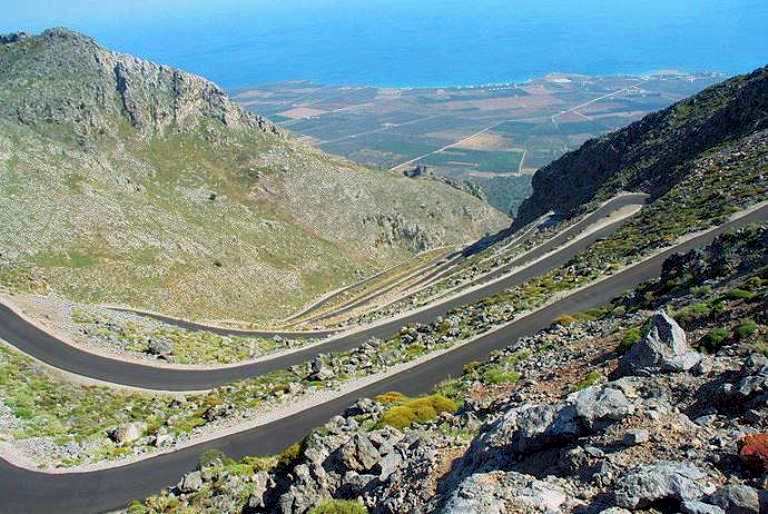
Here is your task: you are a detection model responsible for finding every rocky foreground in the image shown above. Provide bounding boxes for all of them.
[130,225,768,513]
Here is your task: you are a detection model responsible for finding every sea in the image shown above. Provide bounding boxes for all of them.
[3,0,768,90]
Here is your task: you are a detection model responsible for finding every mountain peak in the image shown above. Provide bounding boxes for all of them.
[0,27,279,139]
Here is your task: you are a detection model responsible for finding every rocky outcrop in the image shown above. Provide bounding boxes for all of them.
[0,28,277,138]
[515,66,768,226]
[618,311,702,376]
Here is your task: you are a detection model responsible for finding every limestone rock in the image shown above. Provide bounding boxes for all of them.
[614,461,715,509]
[618,311,702,376]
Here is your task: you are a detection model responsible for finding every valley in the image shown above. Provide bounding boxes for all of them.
[0,26,766,514]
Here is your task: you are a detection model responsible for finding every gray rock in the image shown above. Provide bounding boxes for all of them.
[376,451,403,481]
[246,471,271,509]
[338,433,380,472]
[146,338,172,356]
[107,421,147,445]
[623,429,650,446]
[177,470,203,493]
[440,471,569,514]
[614,461,715,509]
[708,484,760,514]
[618,311,702,376]
[682,500,727,514]
[308,356,335,381]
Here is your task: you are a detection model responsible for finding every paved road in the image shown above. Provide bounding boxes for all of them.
[261,193,649,325]
[2,203,766,514]
[0,196,647,391]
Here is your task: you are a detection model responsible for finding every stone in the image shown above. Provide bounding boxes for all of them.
[308,356,335,381]
[623,429,650,446]
[708,484,760,514]
[177,470,203,493]
[618,311,702,376]
[107,421,147,445]
[439,471,569,514]
[338,433,380,472]
[376,451,403,481]
[246,471,271,509]
[146,338,172,356]
[614,461,715,509]
[682,500,726,514]
[738,433,768,472]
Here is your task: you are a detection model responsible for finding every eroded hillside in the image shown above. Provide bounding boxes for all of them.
[0,29,509,322]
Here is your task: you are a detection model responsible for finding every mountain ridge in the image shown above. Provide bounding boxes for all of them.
[515,65,768,226]
[0,28,509,322]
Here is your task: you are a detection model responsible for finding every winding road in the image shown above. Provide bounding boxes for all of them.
[0,195,647,390]
[2,198,767,513]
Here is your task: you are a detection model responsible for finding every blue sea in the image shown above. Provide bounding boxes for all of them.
[3,0,768,90]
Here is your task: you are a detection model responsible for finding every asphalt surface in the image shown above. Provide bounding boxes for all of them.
[2,202,767,514]
[0,195,647,391]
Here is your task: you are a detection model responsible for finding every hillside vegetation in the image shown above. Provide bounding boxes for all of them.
[0,29,508,322]
[516,66,768,225]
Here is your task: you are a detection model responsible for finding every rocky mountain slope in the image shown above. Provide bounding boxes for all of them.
[515,65,768,226]
[132,222,768,514]
[0,29,508,321]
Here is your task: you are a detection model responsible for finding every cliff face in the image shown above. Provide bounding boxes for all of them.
[0,28,509,321]
[0,28,274,137]
[515,66,768,226]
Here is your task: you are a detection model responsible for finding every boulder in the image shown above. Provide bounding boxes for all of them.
[107,421,147,445]
[177,470,203,493]
[338,433,380,472]
[708,484,760,514]
[618,311,702,376]
[246,471,271,509]
[147,338,172,356]
[682,500,726,514]
[308,357,335,381]
[623,429,650,446]
[440,471,569,514]
[468,383,634,465]
[614,461,715,509]
[738,433,768,472]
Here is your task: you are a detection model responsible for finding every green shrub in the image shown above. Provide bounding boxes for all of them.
[674,302,711,323]
[735,320,759,339]
[278,441,302,467]
[374,391,407,405]
[691,285,713,297]
[379,394,458,430]
[379,406,416,430]
[753,341,768,357]
[482,366,521,385]
[618,327,642,353]
[746,276,764,290]
[726,288,757,301]
[198,448,233,468]
[572,370,602,391]
[700,328,730,353]
[309,499,368,514]
[554,314,577,326]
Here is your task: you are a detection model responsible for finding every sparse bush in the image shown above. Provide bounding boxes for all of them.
[674,302,712,323]
[726,288,757,301]
[198,448,232,469]
[753,341,768,357]
[374,391,407,405]
[309,499,368,514]
[573,370,602,391]
[278,442,302,467]
[482,366,521,385]
[746,276,764,290]
[554,314,577,326]
[700,327,730,353]
[618,327,642,353]
[736,320,759,339]
[691,285,713,297]
[379,394,457,430]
